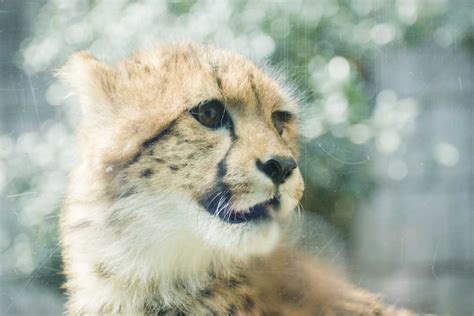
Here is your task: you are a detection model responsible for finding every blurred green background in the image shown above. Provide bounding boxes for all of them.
[0,0,472,314]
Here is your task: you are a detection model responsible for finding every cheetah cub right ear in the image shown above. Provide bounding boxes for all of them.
[57,51,117,122]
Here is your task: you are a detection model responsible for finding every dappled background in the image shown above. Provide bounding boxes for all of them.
[0,0,472,314]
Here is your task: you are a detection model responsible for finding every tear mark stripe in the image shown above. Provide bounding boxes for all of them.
[217,124,237,178]
[140,168,154,178]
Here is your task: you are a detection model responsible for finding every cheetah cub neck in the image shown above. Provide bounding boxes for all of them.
[59,42,304,314]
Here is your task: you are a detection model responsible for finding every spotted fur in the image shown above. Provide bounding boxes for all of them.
[59,42,411,315]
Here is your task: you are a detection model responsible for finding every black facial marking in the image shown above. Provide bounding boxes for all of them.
[249,74,261,107]
[154,157,165,163]
[200,287,214,298]
[126,120,176,166]
[127,152,142,166]
[169,165,180,171]
[243,296,255,312]
[227,304,237,315]
[205,143,215,150]
[227,118,237,142]
[216,118,237,179]
[227,278,240,289]
[140,168,154,178]
[217,159,227,178]
[143,122,175,148]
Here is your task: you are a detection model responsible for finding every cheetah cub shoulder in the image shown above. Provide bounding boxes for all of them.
[59,42,411,315]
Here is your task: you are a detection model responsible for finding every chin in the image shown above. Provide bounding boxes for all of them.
[196,215,282,258]
[146,190,292,259]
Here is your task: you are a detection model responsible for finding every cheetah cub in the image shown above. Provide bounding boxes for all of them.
[59,43,411,315]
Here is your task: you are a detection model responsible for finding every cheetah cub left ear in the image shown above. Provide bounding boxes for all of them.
[57,51,117,122]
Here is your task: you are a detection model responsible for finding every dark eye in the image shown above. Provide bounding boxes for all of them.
[190,100,230,129]
[272,111,293,135]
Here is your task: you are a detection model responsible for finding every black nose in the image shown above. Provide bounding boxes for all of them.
[256,156,297,185]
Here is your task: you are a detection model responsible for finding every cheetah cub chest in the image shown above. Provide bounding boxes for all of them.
[59,43,410,315]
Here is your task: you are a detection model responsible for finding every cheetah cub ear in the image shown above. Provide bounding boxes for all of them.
[57,51,117,121]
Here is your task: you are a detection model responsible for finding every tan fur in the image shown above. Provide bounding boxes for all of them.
[59,42,411,315]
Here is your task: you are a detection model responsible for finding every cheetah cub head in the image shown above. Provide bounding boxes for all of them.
[61,43,304,263]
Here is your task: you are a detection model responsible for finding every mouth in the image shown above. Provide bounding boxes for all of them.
[201,192,280,224]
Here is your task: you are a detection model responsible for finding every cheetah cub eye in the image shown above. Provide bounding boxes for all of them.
[272,110,293,135]
[190,99,231,130]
